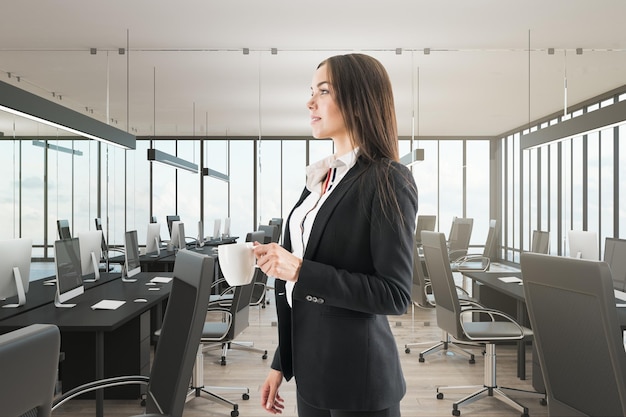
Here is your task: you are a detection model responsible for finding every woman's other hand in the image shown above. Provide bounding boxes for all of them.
[261,369,285,414]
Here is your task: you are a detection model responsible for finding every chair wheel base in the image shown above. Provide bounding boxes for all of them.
[230,411,239,417]
[540,398,547,406]
[262,351,268,359]
[243,393,250,400]
[220,357,226,366]
[437,392,444,400]
[452,409,460,416]
[405,348,411,354]
[418,357,425,363]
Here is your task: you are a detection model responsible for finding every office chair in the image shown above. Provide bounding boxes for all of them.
[57,219,72,240]
[269,217,283,244]
[451,219,497,272]
[405,229,479,364]
[447,217,474,262]
[415,214,437,246]
[521,252,626,417]
[258,224,280,244]
[0,324,60,417]
[530,230,550,254]
[52,250,215,417]
[203,273,266,365]
[210,230,268,307]
[195,279,255,416]
[94,217,124,271]
[422,231,544,417]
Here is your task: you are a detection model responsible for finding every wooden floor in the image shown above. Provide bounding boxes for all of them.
[52,285,549,417]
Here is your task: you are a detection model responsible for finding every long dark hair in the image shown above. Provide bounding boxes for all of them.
[318,54,416,223]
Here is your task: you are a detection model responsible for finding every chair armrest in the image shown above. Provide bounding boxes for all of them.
[456,255,491,272]
[52,375,149,411]
[459,308,525,341]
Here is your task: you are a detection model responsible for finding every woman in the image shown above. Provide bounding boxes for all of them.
[253,53,418,417]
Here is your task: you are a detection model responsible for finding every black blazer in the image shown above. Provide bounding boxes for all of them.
[271,157,418,411]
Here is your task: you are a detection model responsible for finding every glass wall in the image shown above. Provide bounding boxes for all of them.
[506,92,626,262]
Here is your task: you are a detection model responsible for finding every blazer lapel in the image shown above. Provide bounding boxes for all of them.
[303,160,368,260]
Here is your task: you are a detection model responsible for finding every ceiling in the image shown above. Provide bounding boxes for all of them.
[1,0,626,141]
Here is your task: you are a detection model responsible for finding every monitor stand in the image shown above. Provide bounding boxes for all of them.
[2,267,26,308]
[121,264,139,283]
[82,252,101,283]
[54,292,76,308]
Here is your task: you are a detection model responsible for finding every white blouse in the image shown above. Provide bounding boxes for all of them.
[285,148,359,307]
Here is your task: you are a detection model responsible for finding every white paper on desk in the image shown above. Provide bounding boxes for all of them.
[150,277,172,284]
[498,276,523,284]
[91,299,126,310]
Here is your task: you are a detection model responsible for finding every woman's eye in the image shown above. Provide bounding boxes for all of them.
[320,89,329,95]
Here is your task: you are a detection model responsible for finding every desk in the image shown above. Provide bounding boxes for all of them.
[0,271,171,417]
[109,238,235,273]
[0,272,120,321]
[464,266,626,385]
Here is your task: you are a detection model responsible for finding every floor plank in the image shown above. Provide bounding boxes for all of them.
[52,290,549,417]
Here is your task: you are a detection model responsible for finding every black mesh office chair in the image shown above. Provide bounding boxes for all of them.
[521,252,626,417]
[422,231,544,417]
[0,324,60,417]
[195,279,255,416]
[52,250,214,417]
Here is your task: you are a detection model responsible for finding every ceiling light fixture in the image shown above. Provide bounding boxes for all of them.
[32,140,83,156]
[0,80,135,149]
[401,55,425,166]
[202,167,229,181]
[148,148,198,173]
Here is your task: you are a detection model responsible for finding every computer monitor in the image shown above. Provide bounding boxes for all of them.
[57,219,72,240]
[567,230,599,260]
[170,221,186,249]
[603,237,626,292]
[166,215,180,238]
[223,218,231,238]
[123,230,141,282]
[0,238,32,308]
[146,222,162,256]
[54,238,84,308]
[213,219,221,240]
[77,230,102,282]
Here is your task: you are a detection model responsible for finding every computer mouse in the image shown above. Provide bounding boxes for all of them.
[133,298,148,303]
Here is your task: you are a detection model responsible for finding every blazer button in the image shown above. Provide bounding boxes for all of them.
[317,298,324,304]
[306,295,313,302]
[311,296,318,303]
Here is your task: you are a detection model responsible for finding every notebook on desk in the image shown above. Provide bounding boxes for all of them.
[614,289,626,303]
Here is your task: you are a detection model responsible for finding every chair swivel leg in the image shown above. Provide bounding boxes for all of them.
[436,344,544,417]
[406,330,478,364]
[187,345,249,417]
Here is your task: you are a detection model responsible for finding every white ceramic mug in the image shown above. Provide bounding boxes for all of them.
[217,242,256,286]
